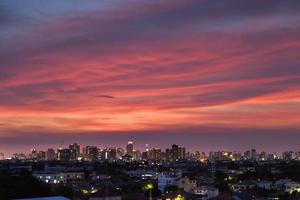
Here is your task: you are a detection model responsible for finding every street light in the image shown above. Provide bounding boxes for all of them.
[144,183,154,200]
[175,194,185,200]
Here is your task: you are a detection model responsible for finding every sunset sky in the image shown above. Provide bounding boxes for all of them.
[1,0,300,155]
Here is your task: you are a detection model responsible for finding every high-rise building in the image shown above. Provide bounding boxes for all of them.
[29,149,38,160]
[232,151,242,161]
[12,153,27,160]
[46,148,56,161]
[171,144,179,161]
[194,151,201,161]
[194,151,206,162]
[57,148,71,162]
[0,152,4,160]
[133,150,142,161]
[164,144,186,162]
[259,151,267,161]
[267,152,278,160]
[142,151,148,160]
[98,148,108,160]
[108,147,117,161]
[244,150,251,160]
[116,148,125,159]
[294,151,300,161]
[37,151,46,161]
[161,152,166,161]
[85,146,98,161]
[282,151,293,161]
[178,146,186,160]
[148,148,162,161]
[126,141,134,156]
[250,149,257,160]
[166,148,172,162]
[69,143,80,161]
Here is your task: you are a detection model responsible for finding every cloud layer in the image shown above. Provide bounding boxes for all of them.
[0,0,300,154]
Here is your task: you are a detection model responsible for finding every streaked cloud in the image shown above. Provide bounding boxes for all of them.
[0,0,300,154]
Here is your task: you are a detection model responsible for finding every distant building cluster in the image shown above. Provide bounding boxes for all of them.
[1,142,300,200]
[1,142,300,163]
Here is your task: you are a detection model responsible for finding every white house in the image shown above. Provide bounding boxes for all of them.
[177,176,197,192]
[232,181,255,192]
[275,179,300,193]
[33,171,84,184]
[192,186,219,200]
[255,180,272,190]
[158,173,179,192]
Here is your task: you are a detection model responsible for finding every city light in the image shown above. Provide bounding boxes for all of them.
[175,194,185,200]
[81,189,88,194]
[0,0,299,200]
[145,183,154,190]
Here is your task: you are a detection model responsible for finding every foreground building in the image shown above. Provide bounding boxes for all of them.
[191,186,219,200]
[158,173,179,192]
[33,170,84,184]
[177,176,197,192]
[275,179,300,193]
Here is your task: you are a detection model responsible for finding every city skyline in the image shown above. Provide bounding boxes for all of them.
[1,1,300,156]
[1,139,299,158]
[2,140,298,161]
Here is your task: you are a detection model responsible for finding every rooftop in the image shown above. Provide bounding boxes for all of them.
[16,196,70,200]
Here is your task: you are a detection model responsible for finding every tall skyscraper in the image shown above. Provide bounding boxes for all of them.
[148,148,162,161]
[116,147,125,159]
[178,146,186,160]
[126,141,134,156]
[37,151,46,161]
[0,152,4,160]
[97,148,104,160]
[46,148,56,161]
[282,151,293,161]
[142,151,148,160]
[171,144,179,161]
[85,146,98,161]
[69,143,80,161]
[133,150,142,161]
[108,147,117,161]
[165,148,172,161]
[244,150,251,160]
[29,149,38,160]
[57,148,71,162]
[251,149,257,160]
